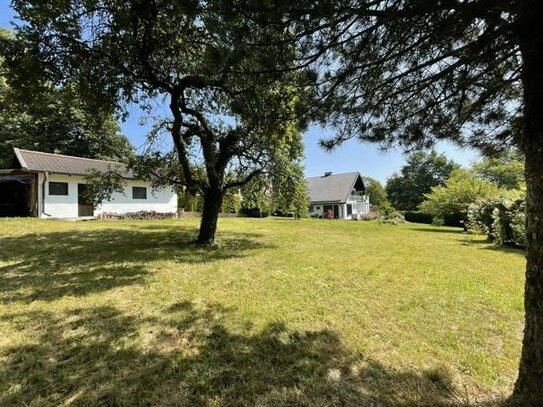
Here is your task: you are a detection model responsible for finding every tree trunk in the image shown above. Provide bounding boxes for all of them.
[511,3,543,404]
[197,185,224,245]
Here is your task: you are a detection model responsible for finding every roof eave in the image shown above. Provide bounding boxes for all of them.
[13,148,28,169]
[0,168,40,175]
[310,200,344,204]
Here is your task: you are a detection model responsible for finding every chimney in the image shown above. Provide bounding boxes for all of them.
[324,171,332,177]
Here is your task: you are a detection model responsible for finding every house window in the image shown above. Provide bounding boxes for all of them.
[316,206,320,210]
[49,182,68,196]
[347,204,353,216]
[132,186,147,199]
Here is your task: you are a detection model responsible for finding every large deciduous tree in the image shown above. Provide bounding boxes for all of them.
[13,0,309,245]
[0,29,133,167]
[286,0,541,403]
[385,150,458,210]
[473,148,525,190]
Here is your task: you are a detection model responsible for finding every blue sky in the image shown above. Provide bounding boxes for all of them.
[0,2,479,183]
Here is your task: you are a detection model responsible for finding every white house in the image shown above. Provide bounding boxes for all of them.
[0,148,177,218]
[307,171,370,219]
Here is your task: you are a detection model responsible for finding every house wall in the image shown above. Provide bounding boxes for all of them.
[42,174,79,218]
[309,197,370,219]
[40,173,177,218]
[96,182,177,215]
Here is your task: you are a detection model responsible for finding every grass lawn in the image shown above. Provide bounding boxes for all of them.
[0,217,525,406]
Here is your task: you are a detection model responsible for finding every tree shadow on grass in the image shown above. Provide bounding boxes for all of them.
[411,226,464,234]
[459,236,526,257]
[0,226,270,303]
[479,245,525,257]
[0,301,505,406]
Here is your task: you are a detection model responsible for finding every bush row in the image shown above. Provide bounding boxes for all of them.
[403,211,464,227]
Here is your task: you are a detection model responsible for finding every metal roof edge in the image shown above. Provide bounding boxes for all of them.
[306,171,359,180]
[13,148,28,169]
[16,148,125,166]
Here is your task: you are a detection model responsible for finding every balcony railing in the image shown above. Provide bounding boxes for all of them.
[348,194,367,202]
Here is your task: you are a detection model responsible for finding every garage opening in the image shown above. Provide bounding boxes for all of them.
[0,174,38,217]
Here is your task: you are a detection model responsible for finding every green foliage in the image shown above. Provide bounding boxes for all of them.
[128,152,186,193]
[221,192,242,214]
[468,200,500,240]
[419,169,503,224]
[510,202,527,248]
[472,149,525,191]
[385,151,459,211]
[468,193,526,248]
[378,202,405,225]
[271,161,310,219]
[83,169,126,207]
[178,192,203,213]
[362,176,388,209]
[11,1,310,242]
[302,2,522,155]
[0,29,134,168]
[239,177,274,218]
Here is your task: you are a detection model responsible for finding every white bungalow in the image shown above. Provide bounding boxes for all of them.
[307,171,370,219]
[0,148,177,218]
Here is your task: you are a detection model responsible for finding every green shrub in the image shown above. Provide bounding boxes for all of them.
[467,200,497,239]
[379,204,405,224]
[468,196,525,248]
[359,211,380,221]
[493,199,525,248]
[419,168,503,228]
[510,201,526,247]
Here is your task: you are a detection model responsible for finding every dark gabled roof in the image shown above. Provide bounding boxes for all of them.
[12,148,133,178]
[306,172,365,203]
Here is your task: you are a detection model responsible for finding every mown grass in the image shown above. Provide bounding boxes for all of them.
[0,217,525,406]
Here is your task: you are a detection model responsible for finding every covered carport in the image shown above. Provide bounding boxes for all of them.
[0,171,38,217]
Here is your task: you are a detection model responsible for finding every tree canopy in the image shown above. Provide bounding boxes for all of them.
[419,168,503,223]
[385,150,458,211]
[12,0,311,244]
[0,29,133,167]
[472,148,525,190]
[281,1,541,402]
[362,176,388,209]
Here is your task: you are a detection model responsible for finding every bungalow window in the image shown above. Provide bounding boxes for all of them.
[49,182,68,196]
[132,186,147,199]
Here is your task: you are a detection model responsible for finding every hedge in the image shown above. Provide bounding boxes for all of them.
[403,211,433,224]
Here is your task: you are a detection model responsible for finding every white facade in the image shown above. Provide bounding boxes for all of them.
[39,173,177,218]
[309,196,370,219]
